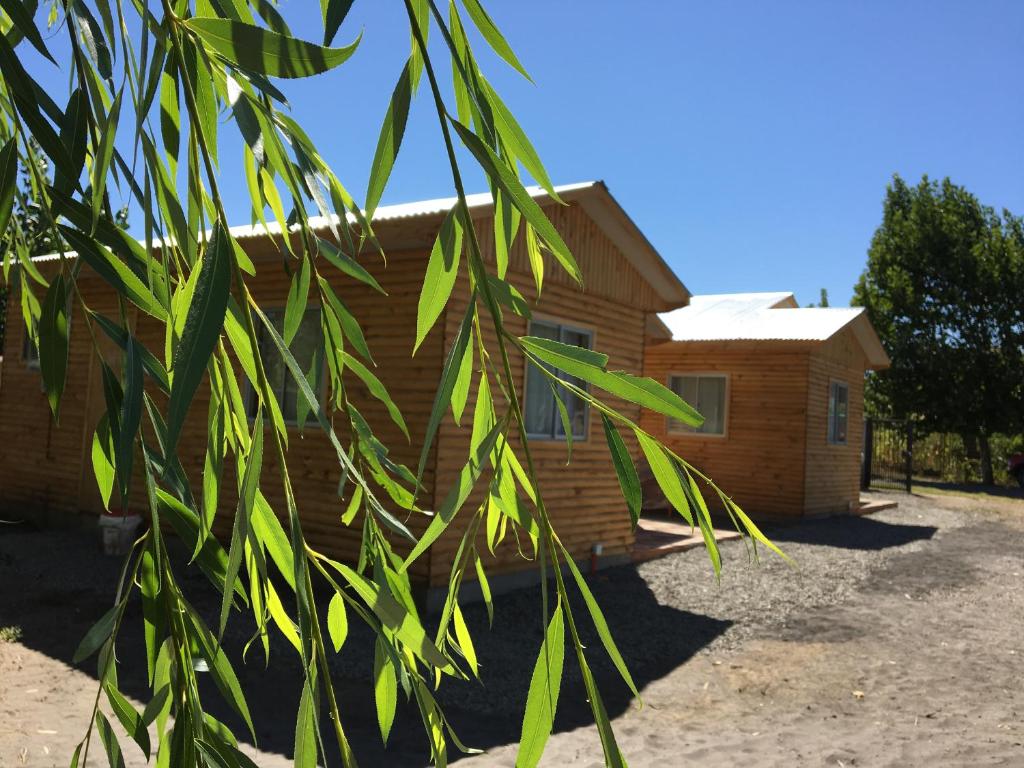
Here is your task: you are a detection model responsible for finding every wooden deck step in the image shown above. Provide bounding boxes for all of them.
[632,517,742,563]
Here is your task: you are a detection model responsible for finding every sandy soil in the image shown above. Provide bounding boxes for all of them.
[2,489,1022,767]
[456,490,1024,767]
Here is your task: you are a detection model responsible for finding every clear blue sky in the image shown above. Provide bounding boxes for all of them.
[43,1,1024,306]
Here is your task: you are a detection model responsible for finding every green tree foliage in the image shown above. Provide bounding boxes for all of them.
[0,2,778,765]
[854,174,1024,484]
[804,288,829,308]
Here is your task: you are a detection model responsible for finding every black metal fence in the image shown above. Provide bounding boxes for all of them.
[862,418,913,492]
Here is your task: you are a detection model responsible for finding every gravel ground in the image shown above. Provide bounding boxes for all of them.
[2,488,1022,767]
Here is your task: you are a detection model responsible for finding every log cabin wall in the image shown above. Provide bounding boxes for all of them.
[0,271,108,519]
[426,200,663,586]
[640,340,812,519]
[802,328,867,516]
[0,195,673,588]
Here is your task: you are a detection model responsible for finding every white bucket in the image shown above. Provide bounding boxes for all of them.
[98,514,143,556]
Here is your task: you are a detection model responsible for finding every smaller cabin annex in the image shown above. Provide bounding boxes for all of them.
[641,292,890,519]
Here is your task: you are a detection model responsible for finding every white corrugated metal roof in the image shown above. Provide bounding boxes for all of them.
[658,291,890,369]
[29,180,689,308]
[32,182,600,262]
[661,292,862,342]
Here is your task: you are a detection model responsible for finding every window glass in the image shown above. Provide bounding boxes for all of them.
[828,381,849,444]
[247,308,322,423]
[668,375,727,435]
[524,320,592,440]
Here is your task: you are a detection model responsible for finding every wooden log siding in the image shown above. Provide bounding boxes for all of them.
[0,272,117,518]
[0,198,667,587]
[641,340,813,518]
[803,330,868,516]
[642,327,872,520]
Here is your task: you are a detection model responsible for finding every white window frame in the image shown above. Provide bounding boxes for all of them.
[827,379,849,445]
[666,373,729,438]
[523,318,594,441]
[245,306,326,426]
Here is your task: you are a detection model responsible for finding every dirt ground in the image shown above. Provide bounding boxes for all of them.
[2,488,1023,767]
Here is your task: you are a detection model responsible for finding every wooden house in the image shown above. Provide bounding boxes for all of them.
[642,292,889,519]
[0,181,689,589]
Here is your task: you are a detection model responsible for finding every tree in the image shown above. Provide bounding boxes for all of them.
[0,3,779,766]
[853,174,1024,484]
[0,139,64,351]
[806,288,829,307]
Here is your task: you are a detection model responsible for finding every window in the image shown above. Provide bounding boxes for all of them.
[524,320,592,440]
[828,380,849,444]
[667,374,727,436]
[246,308,323,423]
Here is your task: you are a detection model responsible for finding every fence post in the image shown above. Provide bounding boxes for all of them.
[905,421,914,493]
[862,418,874,490]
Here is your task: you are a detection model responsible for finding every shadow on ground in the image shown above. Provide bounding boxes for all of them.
[762,514,937,551]
[0,520,730,766]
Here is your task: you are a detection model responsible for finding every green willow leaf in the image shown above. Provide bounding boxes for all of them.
[185,17,361,79]
[517,601,564,768]
[453,602,478,677]
[474,552,493,626]
[158,489,245,601]
[683,470,721,578]
[450,118,581,283]
[0,0,56,63]
[321,558,451,670]
[220,415,263,638]
[322,0,355,46]
[601,414,642,529]
[38,272,69,420]
[317,237,385,293]
[165,224,231,459]
[600,371,703,426]
[578,652,627,768]
[318,276,374,362]
[365,57,413,220]
[105,681,152,760]
[139,548,165,685]
[284,256,311,345]
[520,335,608,371]
[184,607,256,740]
[116,335,144,501]
[72,604,118,664]
[635,431,693,525]
[459,0,531,81]
[327,591,348,651]
[727,498,790,563]
[374,638,397,744]
[56,88,88,195]
[562,551,640,700]
[415,202,463,353]
[60,227,168,321]
[91,414,116,510]
[416,300,474,484]
[450,338,473,425]
[341,351,409,439]
[0,137,18,237]
[479,76,558,198]
[94,711,125,768]
[91,312,170,392]
[294,677,318,768]
[91,88,123,231]
[402,421,502,570]
[522,335,704,426]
